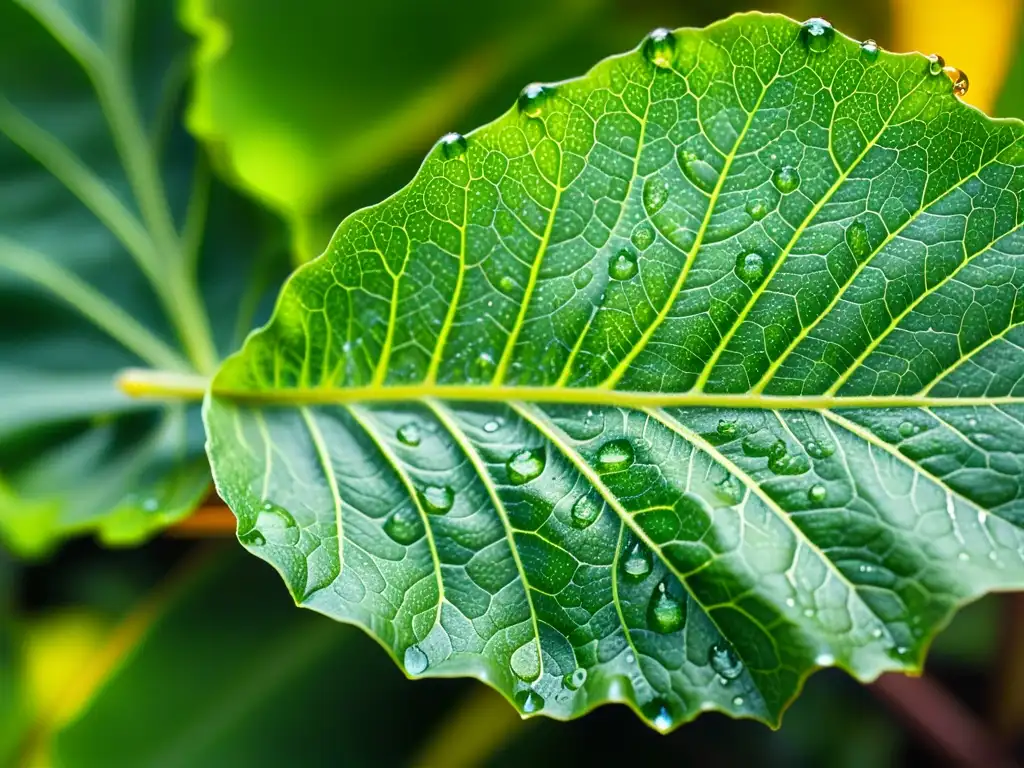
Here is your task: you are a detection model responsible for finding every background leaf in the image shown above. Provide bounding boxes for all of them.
[205,12,1024,731]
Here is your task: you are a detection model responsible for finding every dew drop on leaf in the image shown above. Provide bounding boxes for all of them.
[927,53,945,76]
[609,249,638,280]
[517,83,549,117]
[951,69,969,97]
[470,352,496,381]
[499,275,516,293]
[621,538,652,582]
[564,667,588,690]
[439,132,467,160]
[514,689,545,713]
[644,700,673,732]
[846,220,870,259]
[717,418,738,438]
[642,27,676,69]
[506,448,546,484]
[597,438,635,471]
[511,640,541,682]
[239,528,266,547]
[678,149,719,193]
[772,166,800,194]
[714,474,744,505]
[708,642,743,680]
[735,252,764,284]
[643,177,669,215]
[420,485,454,514]
[808,484,827,504]
[732,696,745,707]
[898,420,917,438]
[256,502,299,545]
[384,507,424,545]
[647,577,686,633]
[573,266,594,289]
[404,644,429,675]
[799,17,835,53]
[745,198,768,220]
[483,419,501,434]
[570,494,601,529]
[860,39,880,61]
[396,422,421,447]
[631,222,655,250]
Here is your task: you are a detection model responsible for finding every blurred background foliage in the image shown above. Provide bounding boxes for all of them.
[3,0,1024,765]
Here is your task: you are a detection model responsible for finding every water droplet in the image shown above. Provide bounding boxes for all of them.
[803,608,815,618]
[958,552,970,562]
[785,598,796,608]
[597,438,635,471]
[405,644,429,674]
[255,503,299,545]
[898,421,917,438]
[142,497,159,512]
[717,419,738,438]
[772,166,800,194]
[806,439,835,459]
[564,667,587,690]
[816,652,835,667]
[514,688,545,713]
[647,578,686,633]
[733,696,745,707]
[769,452,810,476]
[708,642,743,680]
[745,198,768,221]
[808,484,827,504]
[239,528,266,547]
[643,177,669,215]
[499,275,516,292]
[507,448,545,484]
[927,53,945,77]
[800,18,835,53]
[714,474,744,505]
[439,132,467,160]
[625,651,636,664]
[622,538,652,582]
[470,352,496,382]
[951,69,969,97]
[609,249,638,280]
[571,494,601,529]
[735,252,765,284]
[646,700,673,731]
[631,222,655,250]
[421,485,454,514]
[511,640,541,682]
[518,83,550,117]
[860,39,880,61]
[483,419,501,434]
[679,149,719,193]
[742,431,787,459]
[573,266,594,289]
[846,220,871,259]
[872,627,884,639]
[397,422,421,447]
[384,507,424,545]
[642,27,676,69]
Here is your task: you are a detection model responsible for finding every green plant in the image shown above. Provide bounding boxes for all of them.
[4,2,1024,761]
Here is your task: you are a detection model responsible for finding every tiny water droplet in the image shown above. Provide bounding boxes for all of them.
[803,608,815,618]
[609,249,638,280]
[573,266,594,289]
[507,448,545,484]
[708,642,743,680]
[439,132,467,160]
[564,667,588,690]
[860,39,880,61]
[511,640,541,682]
[927,53,945,77]
[518,83,550,117]
[800,18,835,53]
[421,485,454,514]
[571,494,601,529]
[846,220,870,259]
[816,652,835,667]
[642,28,676,69]
[471,352,496,382]
[499,275,516,292]
[405,644,429,675]
[631,222,655,250]
[384,507,424,545]
[785,598,796,608]
[646,700,673,731]
[597,438,635,471]
[898,421,917,438]
[515,689,545,713]
[958,552,970,562]
[733,696,745,707]
[625,651,636,664]
[643,177,669,215]
[872,627,884,639]
[808,484,827,504]
[735,252,765,284]
[483,419,500,433]
[647,578,686,633]
[397,422,422,447]
[622,538,652,582]
[772,166,800,194]
[745,198,768,221]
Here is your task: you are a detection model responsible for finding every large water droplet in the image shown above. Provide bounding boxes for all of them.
[643,177,669,215]
[951,69,969,97]
[846,220,870,259]
[735,252,765,284]
[800,18,835,53]
[609,249,638,280]
[642,28,676,69]
[679,149,719,193]
[397,422,422,447]
[745,198,768,221]
[772,166,800,194]
[898,420,918,438]
[647,578,686,633]
[256,502,299,545]
[421,485,454,514]
[808,484,827,504]
[384,507,425,545]
[571,494,601,529]
[499,275,516,293]
[518,83,550,117]
[631,222,655,250]
[572,266,594,289]
[405,644,429,675]
[507,448,546,484]
[597,438,635,471]
[860,39,880,61]
[511,640,541,682]
[514,689,545,714]
[439,132,468,160]
[622,538,652,582]
[239,528,266,547]
[927,53,945,77]
[564,667,588,690]
[708,642,743,680]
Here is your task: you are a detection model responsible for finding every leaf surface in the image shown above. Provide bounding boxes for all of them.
[206,13,1024,729]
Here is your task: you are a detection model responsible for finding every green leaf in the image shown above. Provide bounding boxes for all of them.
[0,0,286,554]
[204,13,1024,730]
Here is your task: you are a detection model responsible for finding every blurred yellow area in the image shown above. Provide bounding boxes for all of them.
[891,0,1023,112]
